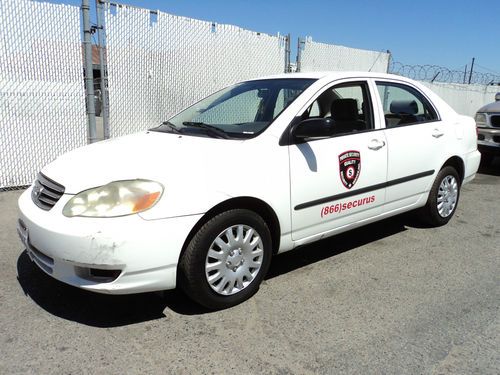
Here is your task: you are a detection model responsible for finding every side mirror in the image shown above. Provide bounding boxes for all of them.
[293,117,333,141]
[495,92,500,102]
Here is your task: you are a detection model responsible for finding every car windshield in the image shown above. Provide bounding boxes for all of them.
[150,78,316,139]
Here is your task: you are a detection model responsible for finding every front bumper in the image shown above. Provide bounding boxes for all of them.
[17,187,202,294]
[477,127,500,155]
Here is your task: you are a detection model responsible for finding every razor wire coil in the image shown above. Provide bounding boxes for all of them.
[389,61,500,86]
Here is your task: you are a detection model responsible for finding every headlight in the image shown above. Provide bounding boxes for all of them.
[63,180,163,218]
[474,113,487,127]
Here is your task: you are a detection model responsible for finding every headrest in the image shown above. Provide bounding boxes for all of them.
[331,99,359,121]
[390,100,418,115]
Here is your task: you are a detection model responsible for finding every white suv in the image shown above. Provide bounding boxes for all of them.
[18,72,481,309]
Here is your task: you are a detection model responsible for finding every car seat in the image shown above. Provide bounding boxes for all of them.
[330,98,366,134]
[389,100,418,125]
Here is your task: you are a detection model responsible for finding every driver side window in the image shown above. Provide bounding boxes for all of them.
[301,81,373,136]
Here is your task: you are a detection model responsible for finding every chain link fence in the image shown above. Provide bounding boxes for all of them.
[104,3,289,137]
[1,0,498,190]
[297,37,390,73]
[0,0,86,190]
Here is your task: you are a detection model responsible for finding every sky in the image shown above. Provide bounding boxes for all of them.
[51,0,498,76]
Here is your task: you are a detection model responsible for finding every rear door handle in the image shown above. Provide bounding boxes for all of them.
[368,139,386,150]
[432,129,444,138]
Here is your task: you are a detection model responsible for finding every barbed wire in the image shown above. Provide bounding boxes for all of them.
[389,61,500,86]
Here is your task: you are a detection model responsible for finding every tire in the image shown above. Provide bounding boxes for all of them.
[178,209,272,310]
[419,166,460,227]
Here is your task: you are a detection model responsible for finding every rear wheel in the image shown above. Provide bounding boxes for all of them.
[179,209,272,310]
[419,166,460,226]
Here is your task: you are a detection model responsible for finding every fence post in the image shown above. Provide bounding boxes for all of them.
[296,37,303,72]
[284,33,291,73]
[82,0,97,143]
[386,50,392,73]
[468,57,475,85]
[96,0,110,139]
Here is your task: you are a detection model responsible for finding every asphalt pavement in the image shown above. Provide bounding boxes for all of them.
[1,161,499,374]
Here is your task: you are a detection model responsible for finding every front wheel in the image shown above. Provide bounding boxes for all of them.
[419,166,460,227]
[178,209,272,310]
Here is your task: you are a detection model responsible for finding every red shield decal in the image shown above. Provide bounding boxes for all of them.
[339,150,361,189]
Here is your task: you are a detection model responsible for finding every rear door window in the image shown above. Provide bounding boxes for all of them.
[376,82,438,127]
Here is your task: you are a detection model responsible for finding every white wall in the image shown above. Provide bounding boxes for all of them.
[420,82,498,117]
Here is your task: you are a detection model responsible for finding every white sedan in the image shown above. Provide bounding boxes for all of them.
[18,72,480,309]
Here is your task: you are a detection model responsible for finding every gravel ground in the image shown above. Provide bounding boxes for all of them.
[0,162,499,375]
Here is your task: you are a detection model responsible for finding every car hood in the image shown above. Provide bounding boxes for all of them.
[477,100,500,113]
[42,131,243,194]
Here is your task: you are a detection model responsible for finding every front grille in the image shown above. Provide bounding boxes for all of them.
[31,173,65,210]
[490,115,500,128]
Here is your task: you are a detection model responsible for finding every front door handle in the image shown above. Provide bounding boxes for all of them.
[368,139,386,150]
[432,129,444,138]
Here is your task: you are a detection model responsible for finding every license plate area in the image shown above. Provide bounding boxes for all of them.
[17,219,54,274]
[17,219,30,252]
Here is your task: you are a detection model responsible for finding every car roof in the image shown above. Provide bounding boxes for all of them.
[251,71,408,82]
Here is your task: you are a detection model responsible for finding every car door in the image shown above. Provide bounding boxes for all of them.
[374,81,446,211]
[288,80,388,241]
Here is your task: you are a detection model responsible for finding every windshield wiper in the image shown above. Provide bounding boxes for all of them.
[160,121,182,134]
[182,121,229,139]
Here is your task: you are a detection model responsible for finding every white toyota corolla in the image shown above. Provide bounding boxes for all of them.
[18,72,480,309]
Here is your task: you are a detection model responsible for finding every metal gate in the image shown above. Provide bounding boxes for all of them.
[0,0,87,189]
